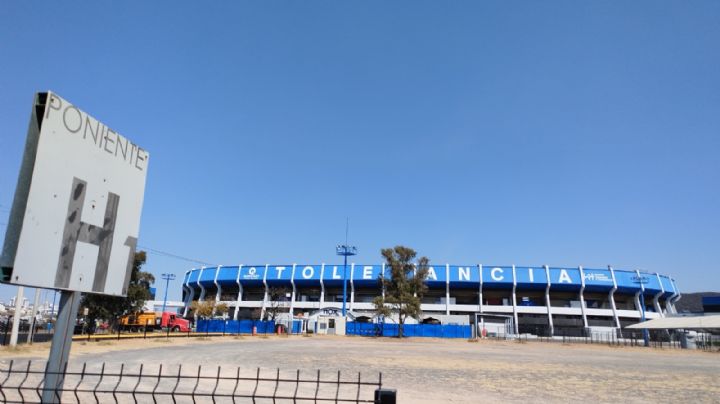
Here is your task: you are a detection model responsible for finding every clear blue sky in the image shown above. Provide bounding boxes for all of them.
[1,2,719,304]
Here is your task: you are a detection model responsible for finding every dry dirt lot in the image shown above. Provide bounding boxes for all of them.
[2,335,719,403]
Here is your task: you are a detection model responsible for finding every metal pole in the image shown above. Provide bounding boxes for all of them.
[28,288,41,344]
[640,294,649,347]
[42,290,82,403]
[9,286,24,347]
[162,276,169,314]
[161,273,176,314]
[342,251,348,317]
[51,289,58,320]
[336,219,356,319]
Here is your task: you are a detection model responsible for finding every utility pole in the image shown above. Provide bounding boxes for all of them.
[9,286,24,347]
[161,273,176,314]
[336,218,357,317]
[27,288,41,344]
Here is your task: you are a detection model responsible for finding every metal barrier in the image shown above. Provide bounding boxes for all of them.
[511,331,687,349]
[346,322,472,338]
[0,360,396,403]
[195,319,304,335]
[0,318,55,346]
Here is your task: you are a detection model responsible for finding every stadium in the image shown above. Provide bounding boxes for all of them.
[181,264,680,337]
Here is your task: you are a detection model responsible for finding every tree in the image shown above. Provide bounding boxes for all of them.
[80,251,155,331]
[263,287,290,321]
[215,302,229,318]
[190,299,215,319]
[373,246,429,338]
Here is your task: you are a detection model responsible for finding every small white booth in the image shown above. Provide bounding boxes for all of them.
[314,315,346,335]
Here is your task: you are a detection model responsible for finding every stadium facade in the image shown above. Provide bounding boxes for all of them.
[181,264,680,336]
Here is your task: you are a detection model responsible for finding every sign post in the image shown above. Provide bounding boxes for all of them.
[1,92,149,402]
[42,290,82,402]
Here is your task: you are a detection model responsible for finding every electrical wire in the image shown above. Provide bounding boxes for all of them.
[0,202,210,265]
[138,244,214,266]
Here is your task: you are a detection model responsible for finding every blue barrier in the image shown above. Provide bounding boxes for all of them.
[347,322,471,338]
[196,320,469,338]
[196,319,278,334]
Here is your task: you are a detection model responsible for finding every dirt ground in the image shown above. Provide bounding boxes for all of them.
[1,335,718,403]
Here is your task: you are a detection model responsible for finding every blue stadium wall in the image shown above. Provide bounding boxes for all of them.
[181,264,680,336]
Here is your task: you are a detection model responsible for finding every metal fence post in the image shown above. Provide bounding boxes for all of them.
[375,389,397,404]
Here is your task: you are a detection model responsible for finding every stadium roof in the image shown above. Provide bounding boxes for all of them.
[626,315,720,330]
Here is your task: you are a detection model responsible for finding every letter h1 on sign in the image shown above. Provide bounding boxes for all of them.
[0,92,149,297]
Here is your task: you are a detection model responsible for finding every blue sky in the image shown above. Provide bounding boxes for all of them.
[1,2,719,304]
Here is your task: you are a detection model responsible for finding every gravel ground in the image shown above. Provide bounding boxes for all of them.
[1,335,718,403]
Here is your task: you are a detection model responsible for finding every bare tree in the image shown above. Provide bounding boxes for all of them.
[190,299,215,319]
[215,302,229,318]
[263,287,290,321]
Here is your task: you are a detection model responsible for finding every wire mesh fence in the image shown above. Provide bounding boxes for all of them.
[502,331,719,351]
[0,360,392,403]
[1,320,287,346]
[0,318,55,346]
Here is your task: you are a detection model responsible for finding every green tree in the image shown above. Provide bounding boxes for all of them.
[373,246,429,338]
[80,251,155,331]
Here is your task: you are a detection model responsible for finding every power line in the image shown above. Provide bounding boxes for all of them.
[0,219,212,265]
[0,207,211,265]
[138,244,214,267]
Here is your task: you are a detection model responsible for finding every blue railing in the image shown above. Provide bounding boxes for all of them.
[346,322,471,338]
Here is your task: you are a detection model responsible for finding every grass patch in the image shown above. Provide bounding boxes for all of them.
[97,340,115,346]
[152,338,172,344]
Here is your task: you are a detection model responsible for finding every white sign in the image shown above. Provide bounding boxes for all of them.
[1,92,149,296]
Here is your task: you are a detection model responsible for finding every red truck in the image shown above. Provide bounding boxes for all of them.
[118,311,191,332]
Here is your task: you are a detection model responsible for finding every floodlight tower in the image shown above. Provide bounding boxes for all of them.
[161,273,176,314]
[336,219,357,317]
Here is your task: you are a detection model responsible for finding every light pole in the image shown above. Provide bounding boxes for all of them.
[336,245,357,317]
[161,273,176,314]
